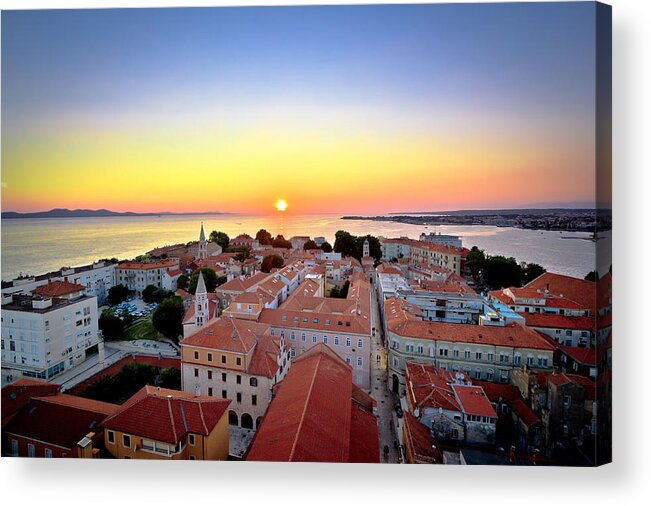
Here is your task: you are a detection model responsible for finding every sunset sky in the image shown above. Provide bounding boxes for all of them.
[1,3,599,215]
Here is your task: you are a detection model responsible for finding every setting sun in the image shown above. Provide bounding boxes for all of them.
[275,199,288,212]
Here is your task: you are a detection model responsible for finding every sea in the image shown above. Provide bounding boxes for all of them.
[0,213,610,281]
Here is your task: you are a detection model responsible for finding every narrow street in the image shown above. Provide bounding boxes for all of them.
[369,283,400,464]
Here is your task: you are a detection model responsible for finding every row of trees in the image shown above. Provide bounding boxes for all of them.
[208,228,333,252]
[465,246,546,290]
[80,363,181,404]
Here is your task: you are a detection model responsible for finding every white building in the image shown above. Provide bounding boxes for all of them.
[1,281,99,382]
[419,232,463,248]
[2,261,117,306]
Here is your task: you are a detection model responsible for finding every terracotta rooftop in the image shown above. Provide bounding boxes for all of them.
[118,259,178,270]
[386,299,554,350]
[525,272,596,313]
[32,280,86,298]
[402,412,443,464]
[102,386,230,445]
[246,344,379,463]
[521,313,595,331]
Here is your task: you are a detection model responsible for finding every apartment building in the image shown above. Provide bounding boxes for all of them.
[257,273,373,389]
[385,298,554,395]
[180,317,291,431]
[2,261,117,306]
[1,281,99,382]
[116,259,180,296]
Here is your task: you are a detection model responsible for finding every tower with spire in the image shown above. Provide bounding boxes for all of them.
[194,271,209,328]
[363,238,370,258]
[198,222,208,260]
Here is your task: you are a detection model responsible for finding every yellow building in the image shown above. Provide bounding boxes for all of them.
[102,386,230,460]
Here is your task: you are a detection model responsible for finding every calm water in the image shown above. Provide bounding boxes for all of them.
[0,213,608,280]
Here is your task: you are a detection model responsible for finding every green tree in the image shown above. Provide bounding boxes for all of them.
[333,230,357,258]
[522,263,546,284]
[142,284,158,303]
[188,267,218,294]
[108,284,129,305]
[176,274,189,291]
[466,246,486,282]
[209,231,229,249]
[98,309,125,340]
[255,229,273,246]
[303,239,319,250]
[320,241,333,253]
[159,367,182,390]
[261,254,284,273]
[234,247,252,262]
[356,235,382,262]
[152,289,172,303]
[483,256,524,290]
[272,234,291,249]
[152,296,185,341]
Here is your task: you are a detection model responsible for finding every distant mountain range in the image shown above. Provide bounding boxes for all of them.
[389,208,598,216]
[1,208,231,219]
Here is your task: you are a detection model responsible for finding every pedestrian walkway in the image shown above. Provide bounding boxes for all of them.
[369,285,400,463]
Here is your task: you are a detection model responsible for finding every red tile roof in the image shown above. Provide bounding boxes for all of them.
[451,385,497,418]
[525,272,596,313]
[1,379,60,427]
[405,362,467,412]
[32,280,86,297]
[182,317,269,354]
[510,398,540,426]
[402,411,443,464]
[102,386,230,444]
[4,394,118,450]
[386,299,554,350]
[118,259,178,270]
[246,344,378,463]
[521,313,595,331]
[216,272,269,293]
[546,373,596,400]
[558,345,597,366]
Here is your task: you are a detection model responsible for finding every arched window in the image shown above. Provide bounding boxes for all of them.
[228,411,239,426]
[241,413,254,430]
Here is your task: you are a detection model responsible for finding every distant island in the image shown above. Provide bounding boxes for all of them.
[1,208,231,219]
[342,208,611,233]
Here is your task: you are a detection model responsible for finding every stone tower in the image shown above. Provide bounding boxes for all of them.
[198,222,208,260]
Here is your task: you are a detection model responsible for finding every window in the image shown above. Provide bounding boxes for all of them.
[221,372,227,382]
[252,395,257,406]
[323,335,328,344]
[194,368,199,377]
[514,354,521,365]
[207,353,213,362]
[345,356,352,365]
[357,357,363,368]
[334,336,339,345]
[301,333,306,342]
[189,434,196,446]
[208,387,213,397]
[28,444,35,457]
[312,334,317,343]
[222,390,227,399]
[417,345,424,354]
[250,377,258,387]
[236,375,242,384]
[207,371,213,380]
[450,428,459,439]
[346,338,351,347]
[194,351,199,360]
[236,393,242,403]
[526,356,533,366]
[122,434,131,448]
[464,350,471,359]
[439,348,448,357]
[107,430,115,444]
[358,339,363,348]
[236,357,242,366]
[476,352,482,360]
[453,349,459,358]
[45,448,52,458]
[221,355,227,364]
[487,370,494,381]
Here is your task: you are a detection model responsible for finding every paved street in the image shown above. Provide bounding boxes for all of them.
[369,283,400,464]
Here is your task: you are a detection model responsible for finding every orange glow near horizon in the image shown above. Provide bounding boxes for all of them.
[275,199,288,212]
